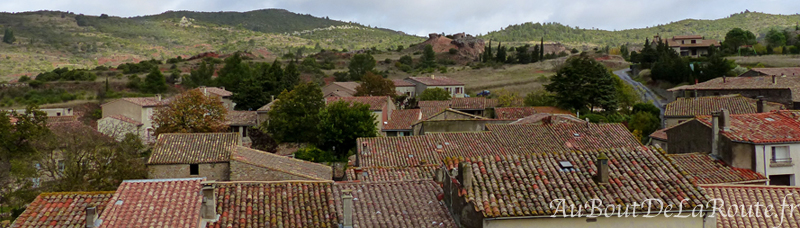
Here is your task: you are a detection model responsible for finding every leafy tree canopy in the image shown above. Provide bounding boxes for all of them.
[348,53,376,81]
[524,89,557,107]
[544,55,618,111]
[354,72,395,97]
[317,101,377,159]
[153,89,228,135]
[419,87,451,101]
[141,68,169,94]
[266,82,324,143]
[722,28,757,52]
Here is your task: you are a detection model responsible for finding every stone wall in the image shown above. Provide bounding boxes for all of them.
[666,120,712,154]
[229,160,326,181]
[147,163,229,181]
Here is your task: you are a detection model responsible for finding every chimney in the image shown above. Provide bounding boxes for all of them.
[458,162,474,190]
[757,96,765,113]
[720,109,730,131]
[711,111,721,156]
[200,181,217,220]
[85,207,97,228]
[773,75,777,84]
[585,118,590,127]
[431,75,435,79]
[722,76,726,83]
[202,86,208,96]
[595,153,609,184]
[271,95,275,102]
[342,189,354,228]
[155,94,162,101]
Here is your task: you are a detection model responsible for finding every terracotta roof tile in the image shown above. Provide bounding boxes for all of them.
[650,128,668,140]
[669,75,800,101]
[333,180,456,228]
[384,109,422,130]
[11,191,114,228]
[326,96,389,111]
[148,133,239,165]
[106,115,143,126]
[98,178,204,228]
[225,111,257,126]
[494,106,573,120]
[668,153,767,185]
[703,185,800,228]
[665,95,784,117]
[256,99,278,112]
[696,111,800,144]
[198,87,232,97]
[405,76,464,86]
[208,181,338,228]
[456,147,708,218]
[392,79,414,87]
[424,108,487,121]
[509,113,585,125]
[345,166,437,182]
[359,123,641,168]
[232,146,332,180]
[747,67,800,77]
[418,98,497,117]
[333,81,360,92]
[119,97,168,107]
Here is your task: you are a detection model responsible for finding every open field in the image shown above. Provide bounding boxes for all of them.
[727,55,800,67]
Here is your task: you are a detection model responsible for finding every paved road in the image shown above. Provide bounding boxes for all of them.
[613,69,666,119]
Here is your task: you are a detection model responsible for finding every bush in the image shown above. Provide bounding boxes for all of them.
[449,48,458,54]
[18,76,30,83]
[384,58,392,64]
[399,55,413,65]
[571,48,579,54]
[28,80,43,88]
[582,113,607,123]
[294,145,336,162]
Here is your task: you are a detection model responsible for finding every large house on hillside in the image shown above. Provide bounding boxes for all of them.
[405,75,465,98]
[656,35,720,57]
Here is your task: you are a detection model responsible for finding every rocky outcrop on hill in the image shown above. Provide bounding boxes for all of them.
[419,32,485,58]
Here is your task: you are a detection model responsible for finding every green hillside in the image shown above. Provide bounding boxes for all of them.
[482,12,800,46]
[0,10,422,79]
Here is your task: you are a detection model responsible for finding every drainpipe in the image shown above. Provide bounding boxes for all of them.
[763,145,768,184]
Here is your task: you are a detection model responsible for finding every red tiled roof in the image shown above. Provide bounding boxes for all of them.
[650,128,668,140]
[12,191,114,228]
[383,109,421,130]
[98,178,204,228]
[231,146,332,180]
[665,95,763,117]
[147,132,239,165]
[333,81,360,92]
[359,123,641,168]
[46,115,79,124]
[672,35,703,39]
[510,113,585,125]
[696,111,800,144]
[225,111,257,126]
[405,76,463,86]
[117,97,168,107]
[668,153,767,185]
[495,107,572,119]
[345,166,437,182]
[333,180,456,228]
[418,98,496,117]
[748,67,800,77]
[106,115,143,126]
[326,96,388,111]
[703,185,800,228]
[256,99,278,112]
[668,75,800,101]
[208,181,338,228]
[392,79,414,87]
[487,123,642,152]
[198,87,232,97]
[424,108,487,121]
[456,147,708,218]
[666,36,720,48]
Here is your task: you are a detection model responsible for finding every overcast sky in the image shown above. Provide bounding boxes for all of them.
[3,0,799,36]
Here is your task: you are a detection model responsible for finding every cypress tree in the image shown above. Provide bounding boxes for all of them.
[539,38,544,60]
[2,28,15,44]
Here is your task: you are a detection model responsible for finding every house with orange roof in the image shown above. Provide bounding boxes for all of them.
[658,35,720,57]
[439,146,714,228]
[667,110,800,186]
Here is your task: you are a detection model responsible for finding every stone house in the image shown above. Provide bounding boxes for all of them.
[418,97,497,117]
[667,110,800,186]
[98,95,166,143]
[198,86,236,110]
[738,67,800,77]
[392,79,416,97]
[664,94,784,128]
[659,35,720,57]
[438,146,714,228]
[321,81,359,98]
[147,132,331,181]
[405,75,465,98]
[382,109,421,137]
[411,108,513,135]
[326,96,395,131]
[225,110,257,147]
[668,74,800,109]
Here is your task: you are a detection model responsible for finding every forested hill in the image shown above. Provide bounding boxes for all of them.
[137,9,350,34]
[481,12,800,46]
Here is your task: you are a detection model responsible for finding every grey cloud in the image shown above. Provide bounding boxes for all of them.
[2,0,799,36]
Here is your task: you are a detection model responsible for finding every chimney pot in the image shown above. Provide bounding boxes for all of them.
[773,75,777,84]
[458,162,474,190]
[431,75,435,79]
[85,207,97,228]
[200,181,217,220]
[595,153,609,184]
[342,189,354,228]
[757,96,765,113]
[155,94,162,101]
[711,111,721,156]
[720,109,730,131]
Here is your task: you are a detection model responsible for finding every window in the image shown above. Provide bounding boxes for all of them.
[242,128,248,138]
[769,174,793,186]
[57,160,65,173]
[190,164,199,175]
[691,40,697,44]
[772,146,792,163]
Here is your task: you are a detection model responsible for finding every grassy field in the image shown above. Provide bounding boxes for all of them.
[727,55,800,67]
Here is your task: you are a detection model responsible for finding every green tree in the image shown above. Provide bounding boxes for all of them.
[420,44,437,68]
[516,45,532,64]
[627,111,660,143]
[317,101,377,159]
[2,28,15,44]
[0,107,49,205]
[216,53,251,93]
[184,61,215,88]
[232,76,269,111]
[282,61,300,91]
[399,55,413,65]
[632,103,661,119]
[299,57,322,74]
[266,82,324,143]
[152,89,228,135]
[766,29,787,47]
[613,76,640,113]
[419,88,451,101]
[354,72,395,96]
[722,28,757,53]
[495,43,507,63]
[523,89,557,106]
[544,55,618,111]
[142,68,168,94]
[620,44,630,61]
[348,53,376,81]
